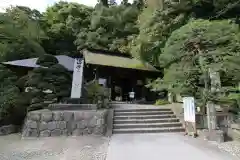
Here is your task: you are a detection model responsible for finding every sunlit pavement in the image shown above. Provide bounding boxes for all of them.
[106,133,239,160]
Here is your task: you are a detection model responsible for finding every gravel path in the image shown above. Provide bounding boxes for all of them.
[0,134,110,160]
[210,141,240,158]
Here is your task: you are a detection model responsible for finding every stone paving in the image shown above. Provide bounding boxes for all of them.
[106,133,240,160]
[0,134,109,160]
[1,133,240,160]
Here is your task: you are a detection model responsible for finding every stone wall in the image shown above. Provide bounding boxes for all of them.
[0,125,18,136]
[22,109,108,137]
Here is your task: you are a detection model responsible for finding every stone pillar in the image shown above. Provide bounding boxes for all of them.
[207,68,221,130]
[207,102,217,131]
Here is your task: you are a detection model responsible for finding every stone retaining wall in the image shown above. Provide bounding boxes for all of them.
[22,109,108,137]
[0,125,18,136]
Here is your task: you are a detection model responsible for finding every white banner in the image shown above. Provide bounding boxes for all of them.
[183,97,195,123]
[70,59,84,98]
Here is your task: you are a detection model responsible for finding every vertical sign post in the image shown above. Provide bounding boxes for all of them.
[71,59,84,98]
[183,97,197,137]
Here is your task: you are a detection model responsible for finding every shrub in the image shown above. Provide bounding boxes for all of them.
[155,99,170,105]
[85,80,110,109]
[0,65,30,126]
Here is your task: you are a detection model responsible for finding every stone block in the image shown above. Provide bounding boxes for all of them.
[82,111,94,120]
[51,129,62,136]
[27,120,38,129]
[28,129,39,137]
[28,112,41,121]
[47,121,57,130]
[41,112,53,122]
[56,121,67,129]
[61,129,69,136]
[199,129,224,143]
[53,112,64,121]
[89,118,97,127]
[72,129,82,136]
[96,119,104,126]
[82,128,91,135]
[63,112,73,121]
[76,121,87,129]
[40,130,50,137]
[0,125,17,135]
[39,122,48,131]
[71,122,77,130]
[66,122,73,132]
[93,127,105,135]
[73,111,84,121]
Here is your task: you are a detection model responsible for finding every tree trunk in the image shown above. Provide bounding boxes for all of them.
[197,48,209,114]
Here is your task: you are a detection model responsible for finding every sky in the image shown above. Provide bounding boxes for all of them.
[0,0,123,12]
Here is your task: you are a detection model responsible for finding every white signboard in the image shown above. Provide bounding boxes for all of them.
[183,97,195,123]
[70,59,84,98]
[98,78,107,87]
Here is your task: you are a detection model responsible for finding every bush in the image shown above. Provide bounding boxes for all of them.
[85,80,110,109]
[0,65,30,126]
[24,64,72,111]
[155,99,170,105]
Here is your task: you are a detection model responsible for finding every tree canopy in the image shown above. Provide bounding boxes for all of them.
[1,0,240,126]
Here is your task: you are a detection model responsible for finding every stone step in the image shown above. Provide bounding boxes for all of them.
[114,111,173,116]
[113,122,182,129]
[113,127,185,134]
[114,114,176,120]
[113,118,179,124]
[114,108,171,112]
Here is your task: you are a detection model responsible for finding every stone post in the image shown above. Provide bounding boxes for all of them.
[207,68,221,131]
[206,102,217,131]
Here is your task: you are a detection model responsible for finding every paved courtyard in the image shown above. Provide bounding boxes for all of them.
[0,134,109,160]
[0,133,240,160]
[106,133,240,160]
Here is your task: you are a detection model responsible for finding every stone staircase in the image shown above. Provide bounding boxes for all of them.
[113,107,184,134]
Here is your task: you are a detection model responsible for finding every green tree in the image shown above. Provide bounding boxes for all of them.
[75,2,140,53]
[0,6,46,61]
[147,20,240,107]
[41,2,93,56]
[24,55,72,111]
[0,65,28,126]
[130,0,191,65]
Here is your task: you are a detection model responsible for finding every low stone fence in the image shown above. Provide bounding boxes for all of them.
[22,109,108,137]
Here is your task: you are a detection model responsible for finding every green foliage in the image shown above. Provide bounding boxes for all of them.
[36,54,59,67]
[155,99,170,105]
[41,2,93,56]
[85,80,110,108]
[0,6,46,62]
[25,64,72,111]
[75,3,140,53]
[130,0,191,65]
[0,65,28,126]
[147,20,240,106]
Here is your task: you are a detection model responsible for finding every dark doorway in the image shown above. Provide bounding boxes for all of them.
[111,77,132,101]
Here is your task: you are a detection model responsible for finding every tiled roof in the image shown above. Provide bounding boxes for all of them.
[83,50,159,72]
[2,55,75,71]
